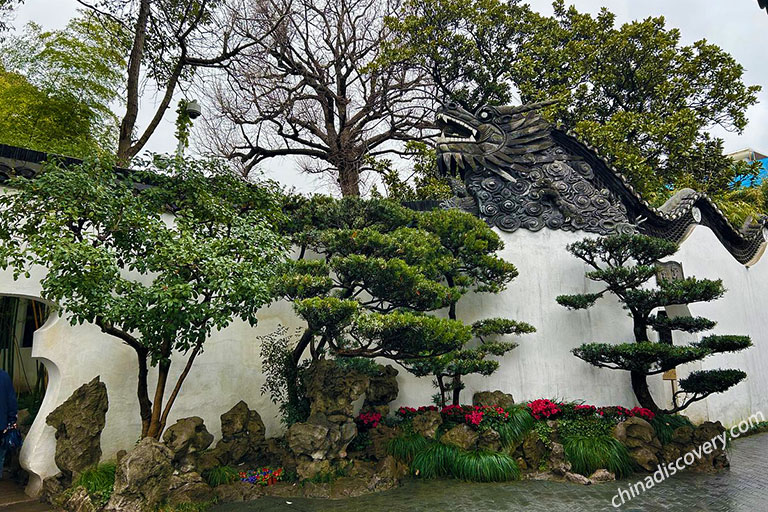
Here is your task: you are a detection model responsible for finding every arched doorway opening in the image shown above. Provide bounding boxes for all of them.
[0,295,51,483]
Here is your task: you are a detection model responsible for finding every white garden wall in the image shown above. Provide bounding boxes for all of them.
[7,223,768,496]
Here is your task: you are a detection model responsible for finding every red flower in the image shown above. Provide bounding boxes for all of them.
[527,399,562,420]
[465,410,484,426]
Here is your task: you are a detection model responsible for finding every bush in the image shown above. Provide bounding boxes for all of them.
[563,436,635,478]
[411,442,459,479]
[202,466,239,487]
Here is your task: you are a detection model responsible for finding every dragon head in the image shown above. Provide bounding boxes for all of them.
[435,101,556,182]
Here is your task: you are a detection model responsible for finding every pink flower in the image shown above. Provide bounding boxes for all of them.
[465,410,484,426]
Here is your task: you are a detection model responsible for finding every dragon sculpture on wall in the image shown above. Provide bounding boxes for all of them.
[433,102,768,266]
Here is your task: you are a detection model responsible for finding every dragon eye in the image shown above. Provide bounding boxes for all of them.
[478,109,491,120]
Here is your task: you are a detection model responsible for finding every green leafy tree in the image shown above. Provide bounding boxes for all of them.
[557,233,751,414]
[371,141,452,201]
[383,0,529,110]
[514,1,761,206]
[0,156,287,438]
[0,15,127,156]
[384,0,762,218]
[272,197,529,418]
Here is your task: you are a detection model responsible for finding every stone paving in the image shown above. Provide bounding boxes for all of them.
[214,432,768,512]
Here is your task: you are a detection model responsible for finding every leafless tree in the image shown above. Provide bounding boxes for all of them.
[76,0,288,163]
[203,0,433,196]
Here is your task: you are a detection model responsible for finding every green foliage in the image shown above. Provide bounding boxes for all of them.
[73,462,117,508]
[561,233,751,414]
[649,314,717,333]
[0,14,127,155]
[411,441,459,478]
[494,405,534,447]
[695,335,753,353]
[562,436,635,479]
[407,440,520,482]
[388,433,430,464]
[201,466,239,487]
[572,342,709,374]
[558,418,614,440]
[385,0,763,219]
[514,0,761,208]
[276,196,529,405]
[383,0,528,110]
[452,450,520,482]
[680,369,748,395]
[0,156,287,436]
[333,357,385,377]
[259,326,311,426]
[651,414,694,445]
[371,141,453,201]
[533,421,554,446]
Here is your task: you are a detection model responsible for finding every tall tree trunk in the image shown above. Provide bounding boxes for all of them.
[135,348,153,438]
[338,163,360,197]
[631,370,660,415]
[146,359,171,439]
[630,315,661,413]
[451,375,462,406]
[118,0,151,164]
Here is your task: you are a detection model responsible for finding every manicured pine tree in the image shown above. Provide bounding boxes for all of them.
[557,233,751,414]
[272,197,531,417]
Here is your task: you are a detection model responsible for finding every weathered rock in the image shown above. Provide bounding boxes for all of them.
[204,401,267,467]
[364,365,399,415]
[214,481,265,503]
[58,486,98,512]
[662,421,729,473]
[40,474,67,504]
[613,417,661,472]
[296,459,332,480]
[523,432,547,470]
[45,377,108,480]
[166,471,215,505]
[369,424,399,460]
[105,438,174,512]
[671,426,693,444]
[473,390,515,410]
[589,469,616,482]
[163,417,214,466]
[440,424,479,451]
[565,471,592,485]
[306,359,369,420]
[631,447,660,472]
[288,422,336,460]
[478,428,502,452]
[548,442,571,476]
[412,410,442,439]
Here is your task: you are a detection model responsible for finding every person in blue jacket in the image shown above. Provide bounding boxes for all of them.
[0,369,18,478]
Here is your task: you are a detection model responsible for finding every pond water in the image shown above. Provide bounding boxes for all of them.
[213,433,768,512]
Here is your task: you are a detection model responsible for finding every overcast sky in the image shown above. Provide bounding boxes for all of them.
[12,0,768,194]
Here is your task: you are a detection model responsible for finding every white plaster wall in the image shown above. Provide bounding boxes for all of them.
[6,223,767,496]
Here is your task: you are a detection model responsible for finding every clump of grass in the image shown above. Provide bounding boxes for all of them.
[72,462,117,508]
[201,466,239,487]
[387,433,429,464]
[411,442,458,478]
[452,450,520,482]
[651,414,694,445]
[563,435,635,479]
[496,405,535,447]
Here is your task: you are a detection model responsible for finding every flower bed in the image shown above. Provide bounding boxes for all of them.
[239,467,284,486]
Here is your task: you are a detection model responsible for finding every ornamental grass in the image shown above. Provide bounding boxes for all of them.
[562,435,635,478]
